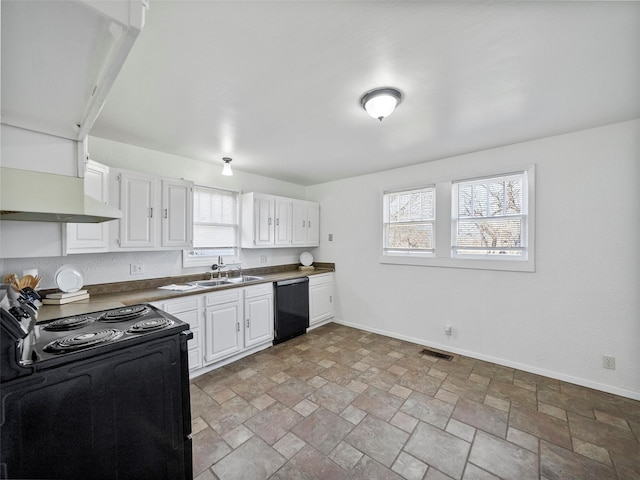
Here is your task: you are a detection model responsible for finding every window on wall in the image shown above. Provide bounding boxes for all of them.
[382,186,435,256]
[183,186,239,267]
[380,165,535,272]
[452,172,528,259]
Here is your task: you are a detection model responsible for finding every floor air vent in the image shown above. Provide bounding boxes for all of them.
[420,348,453,361]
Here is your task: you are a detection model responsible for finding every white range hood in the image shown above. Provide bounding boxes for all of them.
[0,168,122,223]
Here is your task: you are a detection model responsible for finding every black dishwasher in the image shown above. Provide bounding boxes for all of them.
[274,277,309,344]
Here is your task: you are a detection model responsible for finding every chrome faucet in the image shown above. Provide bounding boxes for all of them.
[232,265,243,278]
[209,263,220,279]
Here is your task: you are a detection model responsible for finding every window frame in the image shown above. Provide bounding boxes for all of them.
[380,164,535,272]
[382,185,436,257]
[451,171,528,261]
[182,185,240,268]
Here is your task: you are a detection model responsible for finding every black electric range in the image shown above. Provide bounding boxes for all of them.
[1,300,193,480]
[27,304,187,366]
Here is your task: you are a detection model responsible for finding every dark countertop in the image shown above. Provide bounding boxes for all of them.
[36,264,334,322]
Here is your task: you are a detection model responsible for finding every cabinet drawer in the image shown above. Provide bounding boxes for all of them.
[244,283,273,298]
[163,297,199,314]
[206,288,241,306]
[308,273,333,286]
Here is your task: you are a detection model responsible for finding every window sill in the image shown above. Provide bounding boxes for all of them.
[379,255,535,272]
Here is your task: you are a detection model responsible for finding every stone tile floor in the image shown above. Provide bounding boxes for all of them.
[190,323,640,479]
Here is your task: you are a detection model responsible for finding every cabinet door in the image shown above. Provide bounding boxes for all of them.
[66,160,110,253]
[253,195,274,246]
[306,203,320,246]
[119,171,156,248]
[173,309,203,371]
[161,179,192,248]
[292,201,320,246]
[244,294,274,348]
[291,201,308,245]
[309,275,334,325]
[274,198,292,245]
[204,302,242,364]
[152,296,203,371]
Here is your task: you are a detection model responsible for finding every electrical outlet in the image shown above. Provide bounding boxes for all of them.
[445,325,452,336]
[602,355,616,370]
[328,233,334,241]
[130,264,144,275]
[260,255,268,264]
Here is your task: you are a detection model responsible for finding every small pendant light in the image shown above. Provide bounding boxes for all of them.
[221,157,233,176]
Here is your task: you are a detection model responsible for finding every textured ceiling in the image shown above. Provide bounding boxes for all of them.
[90,1,640,186]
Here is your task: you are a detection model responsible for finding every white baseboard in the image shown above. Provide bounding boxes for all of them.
[333,317,640,401]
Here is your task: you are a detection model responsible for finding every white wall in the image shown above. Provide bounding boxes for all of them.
[308,119,640,400]
[0,135,312,288]
[87,137,306,199]
[2,122,639,399]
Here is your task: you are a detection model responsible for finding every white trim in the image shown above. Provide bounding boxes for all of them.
[334,318,640,401]
[380,164,536,273]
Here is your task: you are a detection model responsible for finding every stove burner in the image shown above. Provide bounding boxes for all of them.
[43,315,94,331]
[44,329,124,353]
[127,317,174,334]
[100,305,151,322]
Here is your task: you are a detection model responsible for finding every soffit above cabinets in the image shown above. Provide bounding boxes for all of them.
[0,0,147,141]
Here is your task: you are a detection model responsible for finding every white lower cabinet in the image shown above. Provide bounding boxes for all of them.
[204,289,243,364]
[151,296,203,371]
[309,272,335,327]
[244,283,274,348]
[152,282,277,376]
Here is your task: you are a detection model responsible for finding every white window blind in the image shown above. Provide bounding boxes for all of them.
[452,172,528,259]
[383,186,435,255]
[192,186,238,249]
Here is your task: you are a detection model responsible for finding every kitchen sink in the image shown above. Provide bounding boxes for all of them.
[226,275,263,284]
[189,275,263,288]
[189,279,230,287]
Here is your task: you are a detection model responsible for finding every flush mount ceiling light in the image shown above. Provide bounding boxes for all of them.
[221,157,233,176]
[360,87,403,121]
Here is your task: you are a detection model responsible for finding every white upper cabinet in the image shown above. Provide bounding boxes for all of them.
[241,193,319,248]
[1,0,146,141]
[274,198,293,246]
[161,178,193,248]
[244,193,275,247]
[292,200,320,246]
[117,170,156,248]
[111,168,193,250]
[66,160,112,253]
